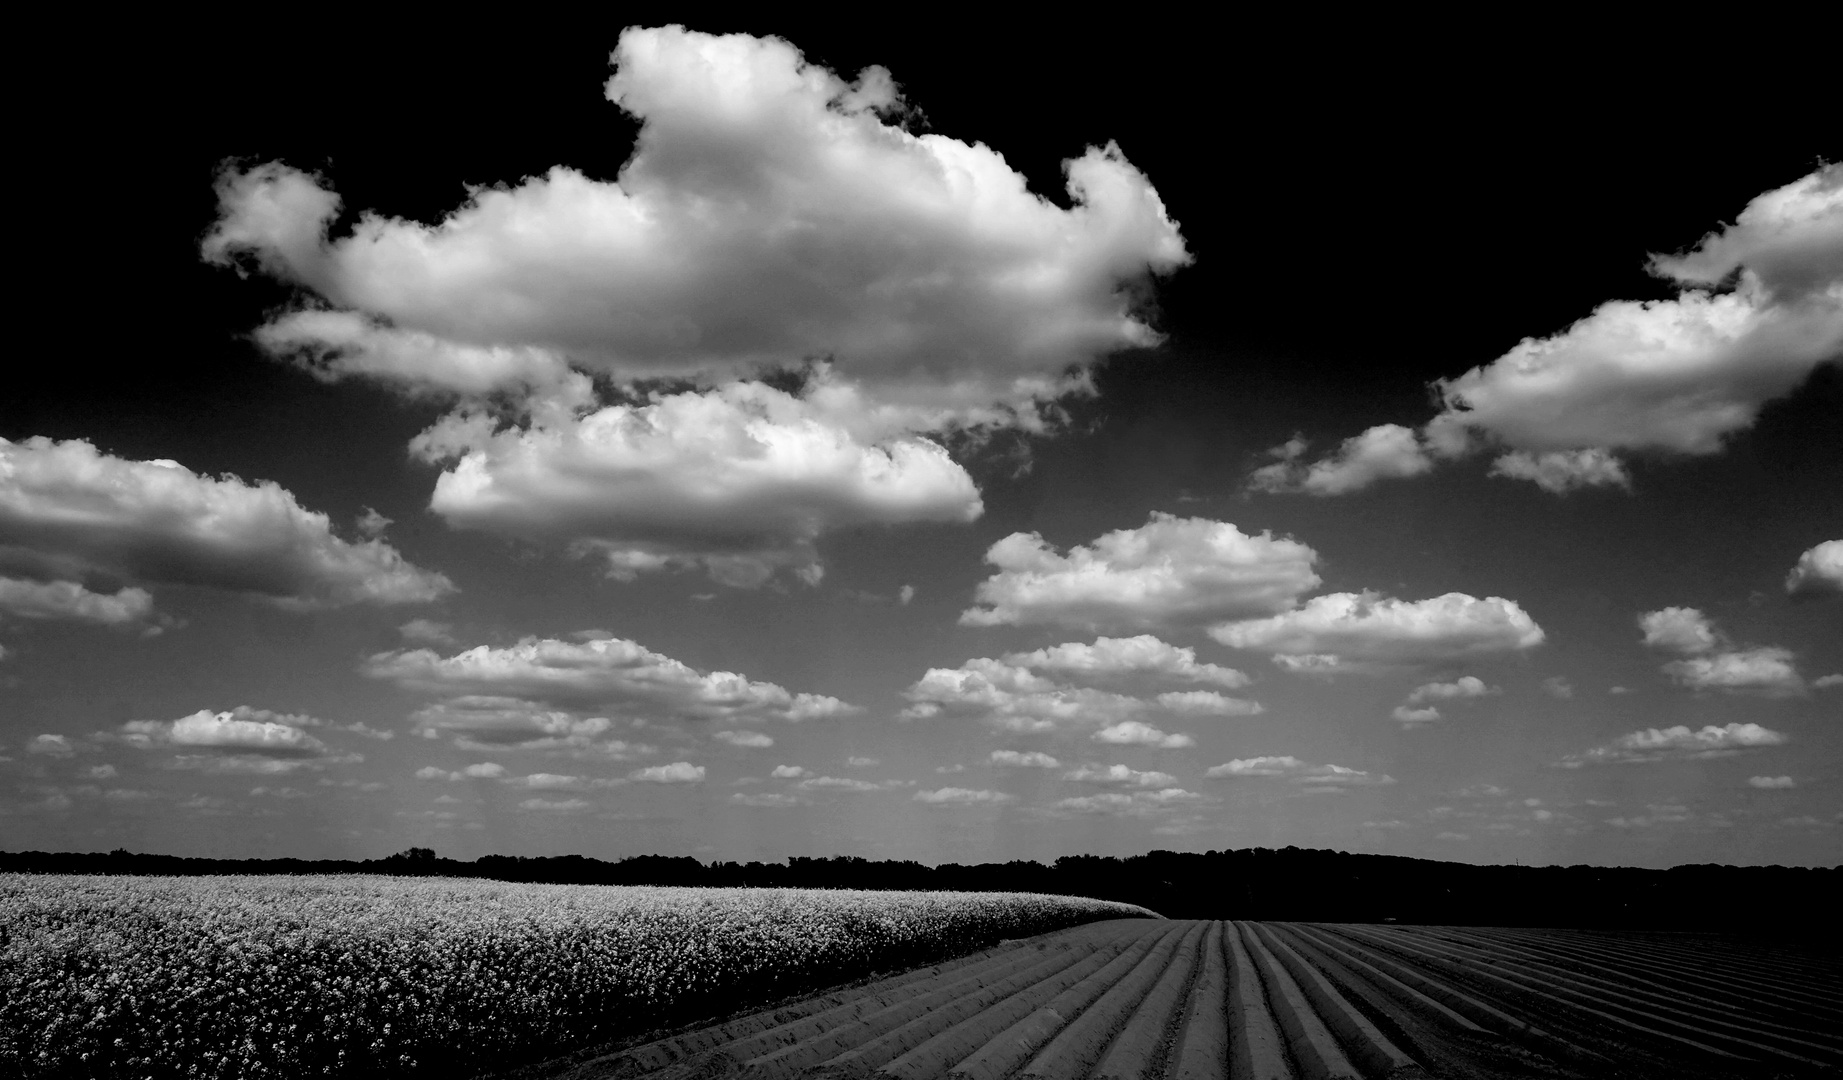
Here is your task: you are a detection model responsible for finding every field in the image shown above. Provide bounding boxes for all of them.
[0,873,1151,1078]
[558,918,1843,1080]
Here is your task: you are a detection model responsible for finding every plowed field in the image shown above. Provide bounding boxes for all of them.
[553,918,1842,1080]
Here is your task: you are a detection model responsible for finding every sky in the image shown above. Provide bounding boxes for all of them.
[4,18,1839,868]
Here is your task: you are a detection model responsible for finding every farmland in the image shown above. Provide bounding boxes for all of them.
[558,918,1843,1080]
[0,873,1150,1078]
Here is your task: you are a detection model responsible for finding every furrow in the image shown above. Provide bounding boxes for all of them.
[597,920,1128,1080]
[1250,924,1422,1079]
[1235,921,1359,1080]
[1426,926,1843,1054]
[1222,916,1292,1080]
[1090,920,1212,1080]
[1341,926,1785,1065]
[1167,921,1228,1080]
[870,921,1166,1080]
[1014,920,1206,1080]
[1294,925,1578,1052]
[1481,926,1843,1024]
[943,920,1188,1080]
[736,932,1115,1079]
[1272,925,1483,1036]
[1560,928,1843,990]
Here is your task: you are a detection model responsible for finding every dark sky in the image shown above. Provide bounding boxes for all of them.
[4,17,1838,865]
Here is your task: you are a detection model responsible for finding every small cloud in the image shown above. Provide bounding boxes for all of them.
[1639,607,1720,654]
[355,507,393,538]
[1785,540,1842,598]
[632,761,704,783]
[1813,673,1842,690]
[1560,722,1787,767]
[771,764,807,779]
[795,776,881,792]
[1063,763,1177,787]
[845,755,879,768]
[990,750,1060,769]
[935,763,967,774]
[1093,720,1194,748]
[1205,755,1394,786]
[1541,675,1574,699]
[1748,775,1796,789]
[913,787,1013,805]
[1390,705,1441,725]
[519,797,590,812]
[85,764,118,780]
[398,619,457,646]
[1156,690,1263,716]
[731,791,803,808]
[1434,831,1470,842]
[28,734,77,757]
[898,585,915,605]
[714,730,774,748]
[1405,676,1497,704]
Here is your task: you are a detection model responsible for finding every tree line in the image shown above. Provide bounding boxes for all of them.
[3,846,1835,933]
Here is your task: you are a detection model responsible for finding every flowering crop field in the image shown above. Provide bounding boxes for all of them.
[0,873,1153,1078]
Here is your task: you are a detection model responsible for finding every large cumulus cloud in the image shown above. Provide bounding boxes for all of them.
[1210,591,1544,671]
[0,437,453,608]
[202,27,1188,586]
[1251,166,1843,495]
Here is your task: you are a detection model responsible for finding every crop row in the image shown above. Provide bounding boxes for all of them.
[0,873,1151,1078]
[561,919,1842,1079]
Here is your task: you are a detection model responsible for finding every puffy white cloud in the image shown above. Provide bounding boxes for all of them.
[1251,167,1843,494]
[632,761,705,783]
[122,708,328,756]
[367,634,853,723]
[0,577,154,626]
[404,696,647,757]
[1092,721,1193,748]
[1248,425,1434,496]
[202,27,1187,401]
[0,437,452,607]
[1663,647,1804,696]
[902,658,1144,733]
[990,750,1060,769]
[913,787,1013,805]
[846,755,879,767]
[898,586,915,606]
[1051,788,1205,814]
[1212,592,1544,670]
[415,762,510,782]
[1205,756,1394,786]
[1815,674,1843,690]
[795,775,882,792]
[1270,654,1346,675]
[1639,607,1720,654]
[714,730,774,748]
[1002,634,1249,688]
[771,765,807,779]
[962,514,1320,630]
[254,310,579,399]
[1749,775,1796,789]
[1391,705,1441,725]
[1786,539,1843,597]
[731,792,803,808]
[1541,676,1575,699]
[417,378,983,587]
[1560,722,1788,766]
[1405,676,1497,704]
[1487,450,1630,494]
[27,734,75,757]
[1155,690,1263,716]
[521,797,591,812]
[1063,763,1177,787]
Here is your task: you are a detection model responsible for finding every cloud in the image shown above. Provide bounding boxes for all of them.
[1062,763,1177,787]
[903,658,1144,733]
[0,577,155,627]
[1211,591,1544,670]
[913,787,1013,805]
[1205,756,1394,786]
[416,762,509,781]
[898,585,915,605]
[122,708,328,756]
[1390,706,1441,725]
[961,513,1321,630]
[1816,674,1843,690]
[1487,450,1630,494]
[404,696,649,757]
[714,730,774,748]
[771,765,807,779]
[731,792,803,808]
[1749,775,1796,789]
[1663,647,1804,696]
[416,378,984,588]
[27,734,75,757]
[1559,722,1788,766]
[846,755,879,767]
[631,761,705,783]
[1050,788,1205,815]
[399,619,458,646]
[990,750,1060,769]
[1639,607,1720,654]
[1092,721,1194,748]
[0,437,453,607]
[202,26,1188,402]
[520,797,591,812]
[1248,425,1434,495]
[367,634,854,724]
[1786,539,1843,597]
[795,776,881,792]
[1155,690,1263,716]
[1405,676,1498,704]
[1002,634,1249,688]
[1248,167,1843,493]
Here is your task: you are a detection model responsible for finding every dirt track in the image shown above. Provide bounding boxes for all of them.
[556,918,1842,1079]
